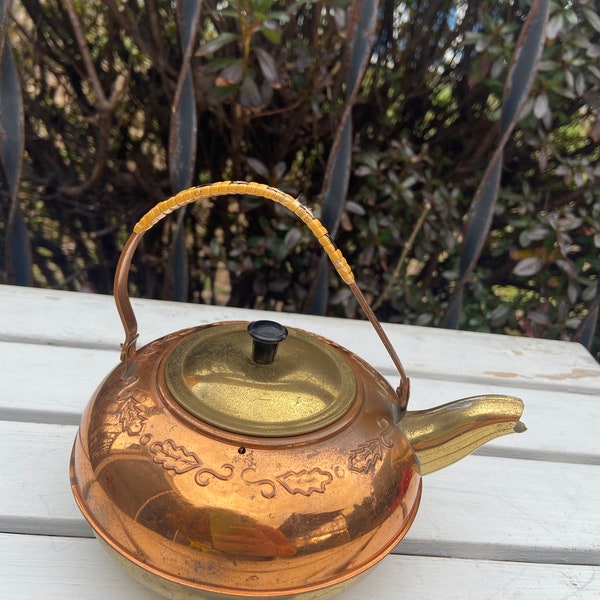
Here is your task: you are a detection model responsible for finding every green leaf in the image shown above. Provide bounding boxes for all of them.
[218,60,244,85]
[546,13,563,40]
[240,74,262,106]
[583,8,600,34]
[247,156,270,178]
[254,46,278,83]
[203,56,240,74]
[265,12,289,23]
[533,92,550,119]
[198,32,240,55]
[258,26,282,45]
[513,256,544,277]
[218,9,240,19]
[255,0,273,14]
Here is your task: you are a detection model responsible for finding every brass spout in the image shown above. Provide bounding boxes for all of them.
[401,395,526,475]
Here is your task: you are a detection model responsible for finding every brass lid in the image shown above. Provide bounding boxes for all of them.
[164,321,357,436]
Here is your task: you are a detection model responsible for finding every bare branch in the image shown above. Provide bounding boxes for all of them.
[63,0,107,108]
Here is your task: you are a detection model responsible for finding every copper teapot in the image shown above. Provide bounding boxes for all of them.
[70,182,525,600]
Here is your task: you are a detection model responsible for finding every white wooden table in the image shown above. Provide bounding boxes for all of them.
[1,283,599,599]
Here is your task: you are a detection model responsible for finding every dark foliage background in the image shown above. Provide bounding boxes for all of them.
[1,0,599,358]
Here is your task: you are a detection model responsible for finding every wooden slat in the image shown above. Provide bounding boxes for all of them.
[1,285,599,393]
[0,421,87,538]
[2,533,599,600]
[411,455,600,565]
[1,338,598,464]
[0,341,116,425]
[1,420,599,565]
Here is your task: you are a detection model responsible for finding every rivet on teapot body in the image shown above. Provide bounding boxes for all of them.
[247,320,289,365]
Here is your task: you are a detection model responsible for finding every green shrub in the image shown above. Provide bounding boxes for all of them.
[1,0,598,358]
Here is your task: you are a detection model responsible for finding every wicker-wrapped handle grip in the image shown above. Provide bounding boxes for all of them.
[114,181,410,413]
[134,181,354,285]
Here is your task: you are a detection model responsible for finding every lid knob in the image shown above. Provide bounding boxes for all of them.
[247,320,288,365]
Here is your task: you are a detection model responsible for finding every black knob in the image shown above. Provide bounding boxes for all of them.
[247,320,288,365]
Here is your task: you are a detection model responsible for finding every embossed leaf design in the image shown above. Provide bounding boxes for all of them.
[277,469,333,496]
[119,396,147,435]
[348,439,382,474]
[150,440,202,473]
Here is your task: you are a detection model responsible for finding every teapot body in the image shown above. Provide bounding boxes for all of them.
[70,322,422,599]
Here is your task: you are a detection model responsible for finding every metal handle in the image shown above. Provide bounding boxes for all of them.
[114,181,410,413]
